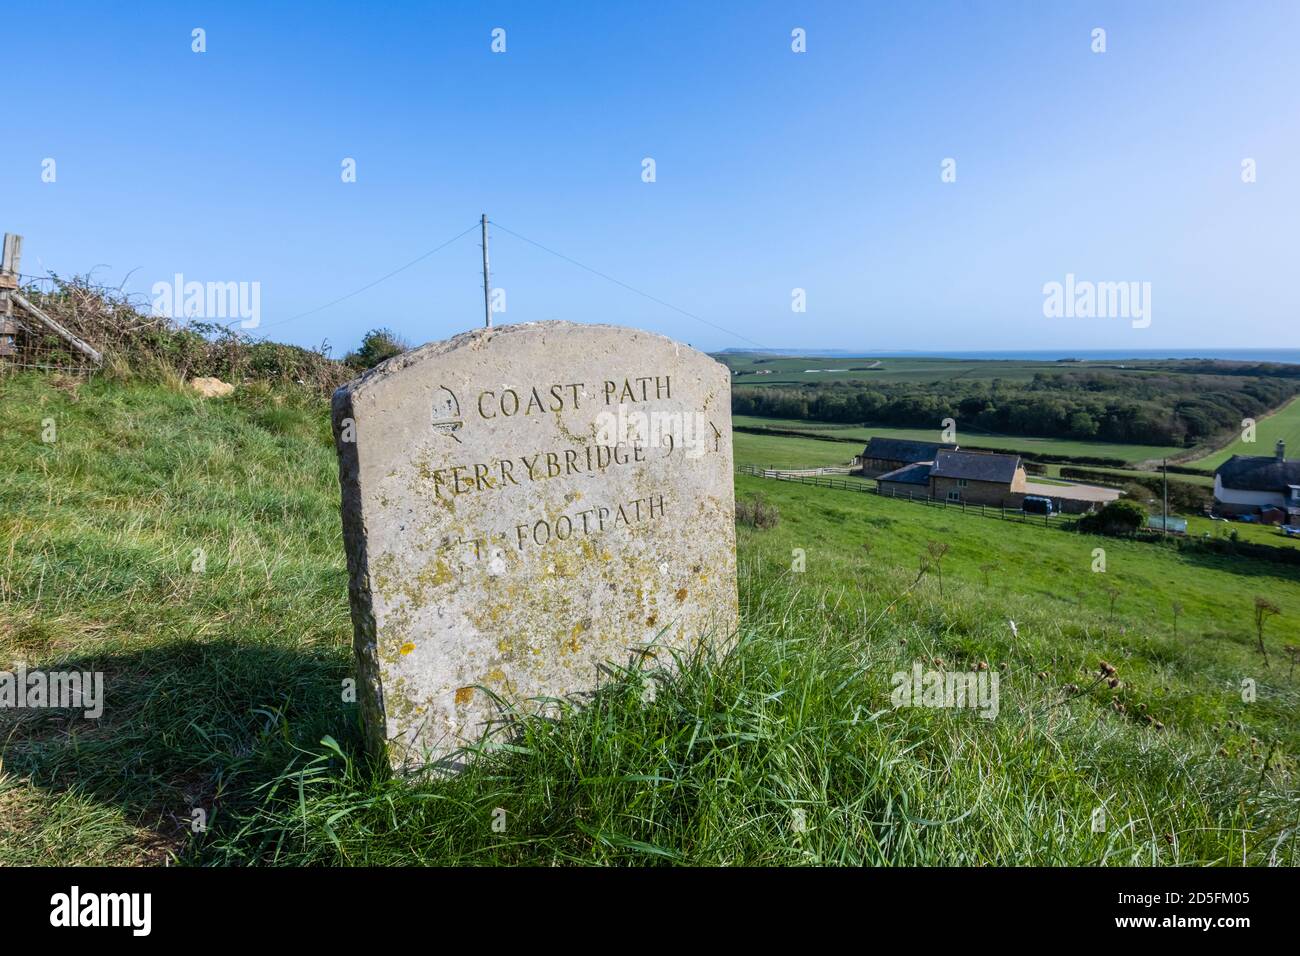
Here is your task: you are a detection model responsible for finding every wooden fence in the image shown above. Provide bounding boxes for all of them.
[0,231,103,376]
[736,463,1061,526]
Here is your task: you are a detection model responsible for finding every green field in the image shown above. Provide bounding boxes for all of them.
[1,372,1297,866]
[719,354,1162,386]
[733,426,1288,549]
[734,415,1185,464]
[1188,397,1300,469]
[1041,463,1216,489]
[733,430,860,470]
[1183,515,1300,551]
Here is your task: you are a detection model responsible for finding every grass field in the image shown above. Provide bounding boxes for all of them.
[1183,515,1300,551]
[1040,463,1216,489]
[733,415,1185,464]
[1188,397,1300,469]
[733,431,860,470]
[1,373,1297,866]
[718,354,1170,387]
[738,427,1294,550]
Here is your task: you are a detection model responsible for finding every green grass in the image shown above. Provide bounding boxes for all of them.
[734,415,1185,464]
[719,354,1166,386]
[1188,396,1300,469]
[0,373,349,865]
[733,431,860,470]
[1,372,1297,866]
[1041,463,1216,488]
[1183,515,1300,551]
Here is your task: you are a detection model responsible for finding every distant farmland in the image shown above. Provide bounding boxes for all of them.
[720,354,1087,386]
[722,353,1300,463]
[733,416,1185,464]
[1187,396,1300,469]
[733,430,861,470]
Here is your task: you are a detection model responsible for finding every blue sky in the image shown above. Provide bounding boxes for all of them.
[3,1,1296,353]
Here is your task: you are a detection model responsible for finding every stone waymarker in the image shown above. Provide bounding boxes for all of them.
[332,321,737,769]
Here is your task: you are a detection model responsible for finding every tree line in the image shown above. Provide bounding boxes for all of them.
[732,371,1299,447]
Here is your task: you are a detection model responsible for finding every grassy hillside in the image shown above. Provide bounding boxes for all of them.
[733,431,860,470]
[1,373,1296,866]
[1188,396,1300,469]
[734,415,1184,463]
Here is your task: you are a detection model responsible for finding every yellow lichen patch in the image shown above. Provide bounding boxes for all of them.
[563,618,589,654]
[428,559,454,587]
[454,686,474,706]
[487,667,506,682]
[674,587,688,602]
[399,642,416,656]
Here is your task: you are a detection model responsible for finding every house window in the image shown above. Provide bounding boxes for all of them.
[958,479,968,488]
[947,490,962,502]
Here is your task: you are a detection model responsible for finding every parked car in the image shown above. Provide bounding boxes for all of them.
[1022,495,1055,516]
[1282,525,1300,538]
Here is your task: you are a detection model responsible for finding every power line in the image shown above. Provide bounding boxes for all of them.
[258,222,481,330]
[490,220,768,350]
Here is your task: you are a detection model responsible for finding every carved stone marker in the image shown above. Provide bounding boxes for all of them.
[332,322,737,769]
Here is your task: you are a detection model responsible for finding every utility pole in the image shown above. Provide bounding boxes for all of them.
[480,213,491,329]
[1162,457,1169,536]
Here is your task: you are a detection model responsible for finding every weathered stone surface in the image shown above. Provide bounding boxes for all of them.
[332,322,737,769]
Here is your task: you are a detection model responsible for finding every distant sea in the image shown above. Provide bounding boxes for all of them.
[726,348,1300,365]
[883,349,1300,364]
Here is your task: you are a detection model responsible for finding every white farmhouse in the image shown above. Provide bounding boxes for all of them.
[1213,440,1300,523]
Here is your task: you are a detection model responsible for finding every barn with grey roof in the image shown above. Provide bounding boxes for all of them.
[860,437,958,478]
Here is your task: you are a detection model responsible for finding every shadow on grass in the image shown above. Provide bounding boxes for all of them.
[0,638,358,862]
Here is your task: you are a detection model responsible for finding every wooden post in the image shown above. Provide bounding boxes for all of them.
[11,293,102,364]
[481,214,492,329]
[1162,458,1169,536]
[0,233,21,357]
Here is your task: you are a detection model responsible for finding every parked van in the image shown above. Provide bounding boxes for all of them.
[1022,495,1055,516]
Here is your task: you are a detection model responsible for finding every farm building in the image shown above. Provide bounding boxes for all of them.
[875,448,1025,506]
[1213,441,1300,522]
[859,437,958,478]
[875,461,933,498]
[929,449,1028,506]
[874,447,1115,513]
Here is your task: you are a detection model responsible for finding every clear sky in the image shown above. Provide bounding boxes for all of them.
[3,1,1296,354]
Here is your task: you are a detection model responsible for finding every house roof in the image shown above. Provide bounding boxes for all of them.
[1215,455,1300,493]
[862,437,956,463]
[876,461,933,485]
[930,448,1021,484]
